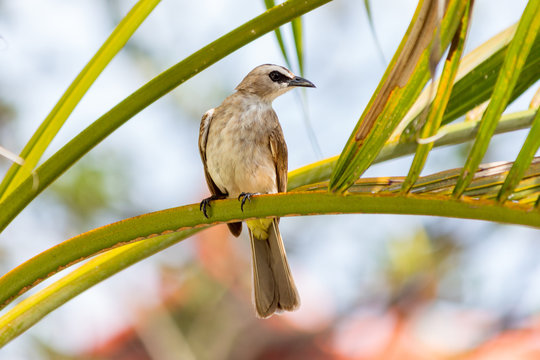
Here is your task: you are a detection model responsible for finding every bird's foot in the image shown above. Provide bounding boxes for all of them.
[200,194,227,218]
[238,192,261,211]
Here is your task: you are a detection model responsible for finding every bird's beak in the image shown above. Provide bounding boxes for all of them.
[288,76,316,88]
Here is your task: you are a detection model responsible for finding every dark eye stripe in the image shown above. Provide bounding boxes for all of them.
[269,71,288,83]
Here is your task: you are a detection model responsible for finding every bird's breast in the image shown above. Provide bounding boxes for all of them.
[206,103,278,197]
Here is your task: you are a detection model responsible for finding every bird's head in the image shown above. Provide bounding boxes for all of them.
[235,64,315,102]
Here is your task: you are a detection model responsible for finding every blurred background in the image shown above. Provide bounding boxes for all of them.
[1,0,540,359]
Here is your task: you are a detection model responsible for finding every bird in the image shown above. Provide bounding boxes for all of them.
[198,64,315,318]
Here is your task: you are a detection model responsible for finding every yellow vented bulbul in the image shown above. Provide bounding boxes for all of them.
[198,64,315,317]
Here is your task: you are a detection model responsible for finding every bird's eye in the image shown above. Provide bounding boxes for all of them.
[269,71,282,82]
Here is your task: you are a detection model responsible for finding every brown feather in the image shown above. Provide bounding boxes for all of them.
[227,222,242,237]
[268,121,288,225]
[268,121,288,194]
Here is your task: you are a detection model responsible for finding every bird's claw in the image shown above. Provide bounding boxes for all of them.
[238,192,260,211]
[199,194,225,218]
[200,198,211,218]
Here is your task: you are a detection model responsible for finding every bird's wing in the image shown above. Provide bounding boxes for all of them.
[269,118,288,193]
[198,108,223,197]
[199,108,242,237]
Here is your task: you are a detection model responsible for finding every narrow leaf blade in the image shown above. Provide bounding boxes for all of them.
[0,0,161,201]
[363,0,386,64]
[497,108,540,202]
[453,0,540,197]
[402,1,471,192]
[291,16,304,75]
[264,0,293,69]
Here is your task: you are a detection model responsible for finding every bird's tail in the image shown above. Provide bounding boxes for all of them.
[249,218,299,318]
